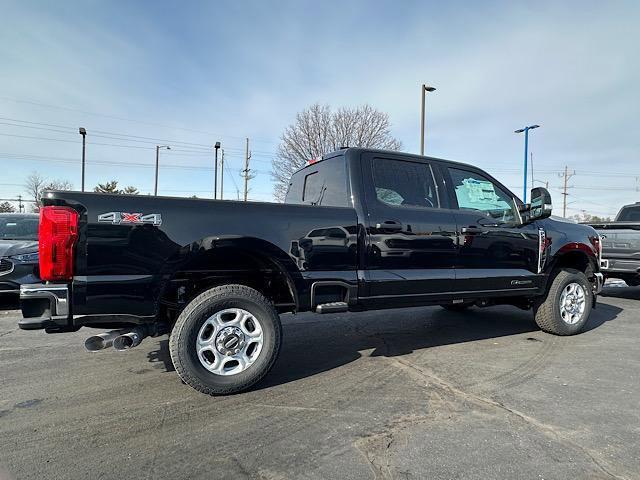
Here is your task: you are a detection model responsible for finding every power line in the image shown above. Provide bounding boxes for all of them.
[0,97,279,145]
[0,117,280,158]
[0,151,274,174]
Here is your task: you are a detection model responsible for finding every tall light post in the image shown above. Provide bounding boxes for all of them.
[514,124,540,203]
[220,148,225,200]
[420,84,436,156]
[154,145,171,196]
[79,127,87,192]
[214,142,221,199]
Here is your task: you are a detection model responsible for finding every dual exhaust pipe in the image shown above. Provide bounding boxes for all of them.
[85,326,149,352]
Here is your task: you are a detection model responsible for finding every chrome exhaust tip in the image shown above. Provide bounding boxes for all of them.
[113,329,145,351]
[84,330,123,352]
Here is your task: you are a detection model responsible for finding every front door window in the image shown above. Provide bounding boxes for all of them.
[448,168,519,226]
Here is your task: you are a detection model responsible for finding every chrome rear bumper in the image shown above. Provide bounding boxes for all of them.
[19,283,71,331]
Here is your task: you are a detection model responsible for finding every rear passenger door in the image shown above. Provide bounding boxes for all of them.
[360,153,458,305]
[444,166,543,293]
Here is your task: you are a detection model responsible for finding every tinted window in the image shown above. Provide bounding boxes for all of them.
[303,172,322,203]
[617,206,640,221]
[0,215,38,240]
[373,158,439,208]
[448,168,518,224]
[286,156,349,207]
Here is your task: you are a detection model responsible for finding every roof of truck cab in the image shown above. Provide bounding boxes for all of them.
[291,147,481,176]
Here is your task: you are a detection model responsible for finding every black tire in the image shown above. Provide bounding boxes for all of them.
[169,284,282,395]
[533,268,592,335]
[440,302,473,312]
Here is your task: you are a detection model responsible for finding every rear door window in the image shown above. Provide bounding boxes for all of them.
[372,158,440,209]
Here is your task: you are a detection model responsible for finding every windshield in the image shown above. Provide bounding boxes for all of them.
[0,215,39,240]
[617,206,640,222]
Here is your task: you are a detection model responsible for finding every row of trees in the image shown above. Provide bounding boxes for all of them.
[0,173,141,213]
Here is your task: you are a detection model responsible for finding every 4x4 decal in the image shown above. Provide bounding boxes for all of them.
[98,212,162,226]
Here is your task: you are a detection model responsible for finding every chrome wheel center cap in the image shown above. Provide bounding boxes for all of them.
[215,326,245,356]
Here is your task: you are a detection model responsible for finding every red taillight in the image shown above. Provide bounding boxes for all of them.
[39,206,79,281]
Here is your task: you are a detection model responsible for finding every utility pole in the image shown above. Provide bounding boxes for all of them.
[220,149,225,200]
[419,84,436,156]
[214,142,221,199]
[243,137,252,201]
[79,127,87,192]
[560,165,576,218]
[17,195,23,213]
[154,145,171,196]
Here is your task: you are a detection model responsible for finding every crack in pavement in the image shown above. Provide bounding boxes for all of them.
[390,356,629,480]
[0,329,17,338]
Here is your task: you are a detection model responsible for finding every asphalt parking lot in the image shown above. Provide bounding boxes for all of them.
[1,288,639,480]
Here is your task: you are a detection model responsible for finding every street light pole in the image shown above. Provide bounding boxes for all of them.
[514,125,540,203]
[220,148,225,200]
[79,127,87,192]
[420,84,436,156]
[154,145,171,196]
[214,142,221,199]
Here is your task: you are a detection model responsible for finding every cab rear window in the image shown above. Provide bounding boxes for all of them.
[617,206,640,221]
[285,156,349,207]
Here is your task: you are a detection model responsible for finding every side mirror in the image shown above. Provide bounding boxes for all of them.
[529,187,552,220]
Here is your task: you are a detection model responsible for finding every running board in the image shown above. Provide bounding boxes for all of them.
[315,302,348,314]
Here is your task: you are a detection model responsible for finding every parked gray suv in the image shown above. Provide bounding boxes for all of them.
[0,213,40,301]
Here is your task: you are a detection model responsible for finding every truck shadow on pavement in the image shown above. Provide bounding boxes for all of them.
[147,301,623,391]
[256,303,622,390]
[600,286,640,301]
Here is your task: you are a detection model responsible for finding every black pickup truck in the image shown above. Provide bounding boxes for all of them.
[589,202,640,286]
[19,148,604,395]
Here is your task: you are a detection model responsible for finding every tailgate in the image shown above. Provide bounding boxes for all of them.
[590,223,640,261]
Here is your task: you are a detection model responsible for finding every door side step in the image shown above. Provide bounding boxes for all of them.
[315,302,348,314]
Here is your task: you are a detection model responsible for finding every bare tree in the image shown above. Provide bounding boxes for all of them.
[45,179,73,191]
[272,104,402,201]
[24,171,73,212]
[24,172,46,209]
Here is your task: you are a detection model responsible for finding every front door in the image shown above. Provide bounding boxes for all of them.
[444,166,543,294]
[361,153,458,306]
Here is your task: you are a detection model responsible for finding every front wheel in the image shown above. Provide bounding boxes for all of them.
[534,269,592,335]
[169,284,282,395]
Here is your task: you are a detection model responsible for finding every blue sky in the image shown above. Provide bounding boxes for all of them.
[0,0,638,217]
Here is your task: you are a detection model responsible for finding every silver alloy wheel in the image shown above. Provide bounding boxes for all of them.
[559,282,586,325]
[196,308,264,376]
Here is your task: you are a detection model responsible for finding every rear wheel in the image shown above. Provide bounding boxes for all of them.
[534,269,592,335]
[169,284,282,395]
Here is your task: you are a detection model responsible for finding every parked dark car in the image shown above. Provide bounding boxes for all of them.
[589,202,640,286]
[19,148,603,395]
[0,213,40,300]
